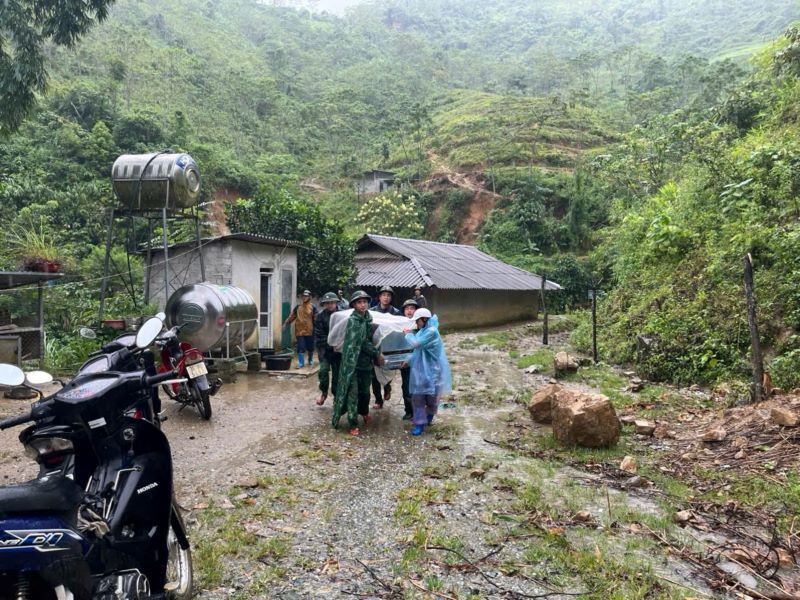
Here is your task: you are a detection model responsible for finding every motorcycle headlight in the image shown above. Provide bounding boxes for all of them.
[24,437,73,460]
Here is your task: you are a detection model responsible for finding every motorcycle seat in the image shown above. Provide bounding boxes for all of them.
[0,476,83,515]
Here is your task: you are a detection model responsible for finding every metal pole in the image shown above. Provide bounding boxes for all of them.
[162,207,170,302]
[144,217,153,305]
[37,281,44,367]
[540,275,548,346]
[591,287,598,364]
[99,208,116,320]
[194,206,206,281]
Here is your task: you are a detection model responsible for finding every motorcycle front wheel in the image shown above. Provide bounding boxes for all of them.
[164,505,193,599]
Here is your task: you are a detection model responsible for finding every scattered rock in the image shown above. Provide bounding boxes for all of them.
[731,436,748,449]
[469,468,486,480]
[527,384,562,424]
[523,364,542,374]
[734,450,746,460]
[776,548,796,567]
[237,477,259,488]
[552,390,621,448]
[626,377,645,392]
[770,407,799,427]
[573,510,594,523]
[553,352,579,376]
[634,419,656,436]
[619,415,637,426]
[653,426,675,439]
[702,427,727,442]
[620,456,638,473]
[218,497,235,510]
[233,492,248,501]
[623,475,648,489]
[623,370,636,377]
[674,510,692,524]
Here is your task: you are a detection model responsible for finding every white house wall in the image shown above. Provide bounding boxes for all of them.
[229,240,297,349]
[145,240,297,350]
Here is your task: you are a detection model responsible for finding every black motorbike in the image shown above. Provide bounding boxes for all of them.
[0,317,193,599]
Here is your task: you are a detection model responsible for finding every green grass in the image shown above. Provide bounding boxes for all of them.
[517,347,556,373]
[459,330,514,350]
[524,315,579,335]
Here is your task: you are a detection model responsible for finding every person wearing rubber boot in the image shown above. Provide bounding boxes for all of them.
[370,285,400,408]
[399,298,418,420]
[314,292,341,406]
[332,291,385,436]
[282,289,318,368]
[402,308,452,436]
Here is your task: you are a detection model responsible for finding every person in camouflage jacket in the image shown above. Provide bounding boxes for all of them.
[332,291,384,436]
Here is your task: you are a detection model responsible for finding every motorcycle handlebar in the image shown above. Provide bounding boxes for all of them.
[144,370,179,387]
[0,411,34,430]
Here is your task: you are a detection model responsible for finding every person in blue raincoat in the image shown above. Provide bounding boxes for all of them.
[401,308,452,436]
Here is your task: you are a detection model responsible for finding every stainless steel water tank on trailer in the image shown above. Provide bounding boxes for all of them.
[165,284,258,352]
[111,153,201,210]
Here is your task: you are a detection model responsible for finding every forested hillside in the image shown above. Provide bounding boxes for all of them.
[1,0,799,382]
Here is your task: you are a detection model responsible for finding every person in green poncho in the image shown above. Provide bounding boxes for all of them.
[331,290,385,436]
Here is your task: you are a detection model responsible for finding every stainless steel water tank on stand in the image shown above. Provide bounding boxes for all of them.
[165,283,258,354]
[99,152,206,321]
[112,153,201,211]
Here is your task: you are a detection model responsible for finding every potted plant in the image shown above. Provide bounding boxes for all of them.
[4,219,63,273]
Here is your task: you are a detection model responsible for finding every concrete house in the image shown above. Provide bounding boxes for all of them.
[354,170,395,195]
[144,233,299,350]
[355,234,561,329]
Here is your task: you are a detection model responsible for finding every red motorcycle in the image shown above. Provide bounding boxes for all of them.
[156,325,221,420]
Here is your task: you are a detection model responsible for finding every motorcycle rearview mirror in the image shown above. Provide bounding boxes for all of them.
[156,311,166,322]
[136,317,164,349]
[79,327,97,340]
[25,370,54,386]
[0,364,25,387]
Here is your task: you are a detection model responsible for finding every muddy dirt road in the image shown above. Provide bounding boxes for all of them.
[0,322,797,599]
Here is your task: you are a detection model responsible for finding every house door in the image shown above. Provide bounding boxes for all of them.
[259,270,272,349]
[280,268,293,350]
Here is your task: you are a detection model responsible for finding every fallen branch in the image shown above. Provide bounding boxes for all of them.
[354,558,396,594]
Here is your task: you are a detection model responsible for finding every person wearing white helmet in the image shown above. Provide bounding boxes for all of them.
[401,308,452,436]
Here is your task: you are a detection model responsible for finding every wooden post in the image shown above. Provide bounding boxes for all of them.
[591,287,598,364]
[540,275,548,345]
[743,254,764,403]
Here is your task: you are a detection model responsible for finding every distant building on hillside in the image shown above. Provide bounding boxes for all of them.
[354,169,395,195]
[354,234,561,329]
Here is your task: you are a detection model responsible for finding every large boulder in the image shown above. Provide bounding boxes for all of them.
[554,352,579,376]
[552,389,621,448]
[527,384,562,423]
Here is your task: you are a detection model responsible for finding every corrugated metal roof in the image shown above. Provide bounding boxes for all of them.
[356,235,562,291]
[141,232,302,253]
[355,259,424,288]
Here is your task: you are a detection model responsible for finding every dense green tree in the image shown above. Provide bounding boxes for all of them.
[0,0,114,134]
[226,190,355,292]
